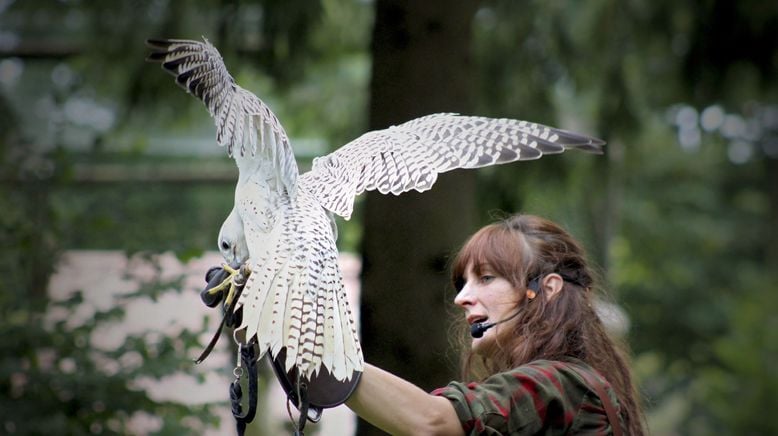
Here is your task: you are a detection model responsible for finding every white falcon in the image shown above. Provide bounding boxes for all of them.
[147,37,604,382]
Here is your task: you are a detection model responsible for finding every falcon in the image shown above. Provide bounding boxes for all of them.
[146,37,604,383]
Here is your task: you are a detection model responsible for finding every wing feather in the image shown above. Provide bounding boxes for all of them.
[147,37,298,196]
[299,113,604,219]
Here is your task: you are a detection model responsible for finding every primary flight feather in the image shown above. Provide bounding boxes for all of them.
[147,37,604,382]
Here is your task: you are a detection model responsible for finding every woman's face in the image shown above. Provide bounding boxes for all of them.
[454,261,521,355]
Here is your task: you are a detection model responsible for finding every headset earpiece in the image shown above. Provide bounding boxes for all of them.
[526,276,540,300]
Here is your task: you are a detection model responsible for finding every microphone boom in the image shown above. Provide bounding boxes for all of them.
[469,310,522,338]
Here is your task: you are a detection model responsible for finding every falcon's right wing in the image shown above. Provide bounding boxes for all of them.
[300,113,604,219]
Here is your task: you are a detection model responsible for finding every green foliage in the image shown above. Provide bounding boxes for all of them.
[701,279,778,435]
[0,142,220,433]
[0,301,215,435]
[53,176,234,255]
[0,289,218,435]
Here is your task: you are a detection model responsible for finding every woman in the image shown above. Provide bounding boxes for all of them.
[346,214,644,435]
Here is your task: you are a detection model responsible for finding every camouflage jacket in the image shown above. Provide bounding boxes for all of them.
[432,358,624,435]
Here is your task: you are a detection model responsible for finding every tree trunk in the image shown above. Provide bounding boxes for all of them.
[358,0,478,434]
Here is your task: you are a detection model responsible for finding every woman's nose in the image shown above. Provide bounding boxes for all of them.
[454,283,475,307]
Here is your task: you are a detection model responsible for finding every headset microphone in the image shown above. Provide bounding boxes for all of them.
[470,311,521,338]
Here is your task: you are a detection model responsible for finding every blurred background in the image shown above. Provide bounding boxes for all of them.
[1,0,776,435]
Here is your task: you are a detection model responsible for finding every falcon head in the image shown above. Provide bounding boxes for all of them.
[218,207,249,265]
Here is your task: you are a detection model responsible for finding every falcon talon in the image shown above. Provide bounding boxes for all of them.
[207,276,232,295]
[224,283,238,307]
[222,263,239,275]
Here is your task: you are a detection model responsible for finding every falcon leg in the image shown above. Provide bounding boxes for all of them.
[225,263,251,306]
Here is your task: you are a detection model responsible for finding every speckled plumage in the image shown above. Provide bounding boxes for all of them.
[148,37,604,382]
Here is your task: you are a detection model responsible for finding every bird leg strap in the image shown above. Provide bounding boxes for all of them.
[230,342,259,436]
[195,262,251,364]
[287,379,311,436]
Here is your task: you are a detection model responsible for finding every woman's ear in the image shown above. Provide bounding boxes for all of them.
[542,273,564,301]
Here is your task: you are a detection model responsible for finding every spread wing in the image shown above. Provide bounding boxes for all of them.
[146,37,298,195]
[299,113,604,219]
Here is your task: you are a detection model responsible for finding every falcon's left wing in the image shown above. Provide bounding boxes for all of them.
[300,113,604,219]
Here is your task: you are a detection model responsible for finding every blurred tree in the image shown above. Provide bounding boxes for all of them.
[359,2,479,433]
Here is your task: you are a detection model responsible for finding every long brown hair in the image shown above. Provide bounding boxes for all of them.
[451,214,644,435]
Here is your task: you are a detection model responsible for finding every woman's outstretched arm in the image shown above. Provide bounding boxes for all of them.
[346,363,464,436]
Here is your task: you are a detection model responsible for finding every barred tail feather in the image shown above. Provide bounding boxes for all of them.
[257,260,290,355]
[283,273,305,371]
[280,269,304,358]
[329,287,347,380]
[236,256,288,359]
[321,266,338,373]
[296,291,319,376]
[311,279,327,377]
[237,260,270,343]
[336,280,362,378]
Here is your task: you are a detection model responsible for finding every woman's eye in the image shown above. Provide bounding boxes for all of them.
[480,275,495,283]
